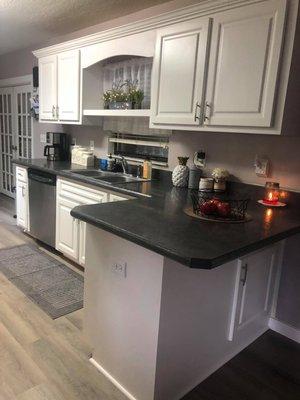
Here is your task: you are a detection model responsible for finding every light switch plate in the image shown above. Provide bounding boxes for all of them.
[40,133,46,143]
[90,140,95,151]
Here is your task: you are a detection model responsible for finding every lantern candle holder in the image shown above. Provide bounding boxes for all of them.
[258,182,287,208]
[264,182,280,204]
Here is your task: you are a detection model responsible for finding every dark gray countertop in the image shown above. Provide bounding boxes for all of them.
[14,158,300,269]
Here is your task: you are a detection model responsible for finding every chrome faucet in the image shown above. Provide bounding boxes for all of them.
[120,156,129,175]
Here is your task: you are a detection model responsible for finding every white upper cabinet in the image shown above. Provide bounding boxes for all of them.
[34,0,294,134]
[58,50,81,121]
[151,17,211,126]
[39,55,58,121]
[39,49,81,123]
[204,0,286,127]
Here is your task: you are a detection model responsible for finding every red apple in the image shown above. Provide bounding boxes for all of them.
[200,200,217,215]
[217,201,231,218]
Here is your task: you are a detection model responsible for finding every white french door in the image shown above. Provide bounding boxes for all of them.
[15,85,33,160]
[0,88,14,197]
[0,85,33,198]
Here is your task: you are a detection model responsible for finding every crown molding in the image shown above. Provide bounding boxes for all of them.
[33,0,263,58]
[0,74,32,88]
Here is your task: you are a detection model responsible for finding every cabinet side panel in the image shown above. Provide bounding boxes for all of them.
[276,234,300,329]
[154,257,270,400]
[84,225,164,400]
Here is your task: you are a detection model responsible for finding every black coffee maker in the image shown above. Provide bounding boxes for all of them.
[44,132,69,161]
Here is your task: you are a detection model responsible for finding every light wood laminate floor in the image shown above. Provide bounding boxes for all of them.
[0,194,299,400]
[0,194,127,400]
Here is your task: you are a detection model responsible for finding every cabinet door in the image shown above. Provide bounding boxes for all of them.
[228,247,276,341]
[16,182,28,229]
[57,50,81,122]
[151,17,211,126]
[205,0,286,127]
[78,192,108,267]
[56,197,79,261]
[78,221,86,266]
[39,55,58,121]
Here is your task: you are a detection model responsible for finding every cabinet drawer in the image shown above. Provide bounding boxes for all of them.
[16,166,28,183]
[57,178,108,204]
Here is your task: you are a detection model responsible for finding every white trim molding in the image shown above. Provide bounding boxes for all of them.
[0,74,32,88]
[269,318,300,344]
[89,358,138,400]
[33,0,265,58]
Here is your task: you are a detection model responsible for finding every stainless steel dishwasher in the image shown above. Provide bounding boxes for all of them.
[28,168,56,247]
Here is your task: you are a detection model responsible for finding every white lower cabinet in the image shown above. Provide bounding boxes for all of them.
[228,245,277,340]
[16,167,29,230]
[56,178,127,267]
[56,196,80,261]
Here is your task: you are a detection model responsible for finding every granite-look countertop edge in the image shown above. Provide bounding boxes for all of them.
[71,205,300,268]
[14,158,300,269]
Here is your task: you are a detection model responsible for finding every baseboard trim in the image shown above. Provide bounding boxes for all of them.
[89,357,137,400]
[269,318,300,343]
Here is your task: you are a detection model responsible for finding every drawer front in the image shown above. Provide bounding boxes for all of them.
[58,178,108,204]
[16,166,28,183]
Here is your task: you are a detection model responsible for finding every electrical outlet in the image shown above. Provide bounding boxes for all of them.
[90,140,95,151]
[194,150,206,167]
[40,133,46,143]
[71,138,76,146]
[254,155,270,177]
[111,262,127,278]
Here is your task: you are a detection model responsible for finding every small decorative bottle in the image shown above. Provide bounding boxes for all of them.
[142,156,152,179]
[172,157,189,188]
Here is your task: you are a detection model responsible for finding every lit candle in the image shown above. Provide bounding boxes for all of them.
[264,182,280,205]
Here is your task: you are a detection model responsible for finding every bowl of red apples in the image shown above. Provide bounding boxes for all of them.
[190,192,250,223]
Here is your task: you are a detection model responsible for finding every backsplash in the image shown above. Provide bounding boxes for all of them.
[65,123,300,192]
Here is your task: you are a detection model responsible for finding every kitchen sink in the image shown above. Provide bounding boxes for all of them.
[64,169,149,184]
[93,175,142,184]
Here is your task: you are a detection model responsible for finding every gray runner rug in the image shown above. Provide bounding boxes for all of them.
[0,244,83,319]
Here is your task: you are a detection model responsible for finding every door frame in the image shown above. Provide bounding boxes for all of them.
[0,75,33,198]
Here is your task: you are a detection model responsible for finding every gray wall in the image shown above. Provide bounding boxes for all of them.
[0,0,299,331]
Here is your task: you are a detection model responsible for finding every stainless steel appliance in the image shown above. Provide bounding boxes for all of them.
[28,169,56,247]
[44,132,69,161]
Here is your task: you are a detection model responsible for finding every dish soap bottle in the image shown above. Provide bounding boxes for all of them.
[107,153,115,171]
[142,157,152,180]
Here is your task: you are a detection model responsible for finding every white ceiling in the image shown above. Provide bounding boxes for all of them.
[0,0,175,55]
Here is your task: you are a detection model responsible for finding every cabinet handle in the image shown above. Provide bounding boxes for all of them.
[194,102,202,123]
[56,105,59,119]
[21,186,25,197]
[52,105,56,118]
[240,263,248,286]
[204,102,211,124]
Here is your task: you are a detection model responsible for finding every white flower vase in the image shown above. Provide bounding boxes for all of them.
[172,157,189,188]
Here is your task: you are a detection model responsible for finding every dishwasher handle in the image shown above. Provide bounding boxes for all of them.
[28,169,56,186]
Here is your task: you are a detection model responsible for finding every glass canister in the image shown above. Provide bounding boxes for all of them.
[188,165,202,189]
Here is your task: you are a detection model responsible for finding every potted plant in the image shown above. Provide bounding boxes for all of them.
[211,168,230,192]
[126,79,144,109]
[103,81,131,110]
